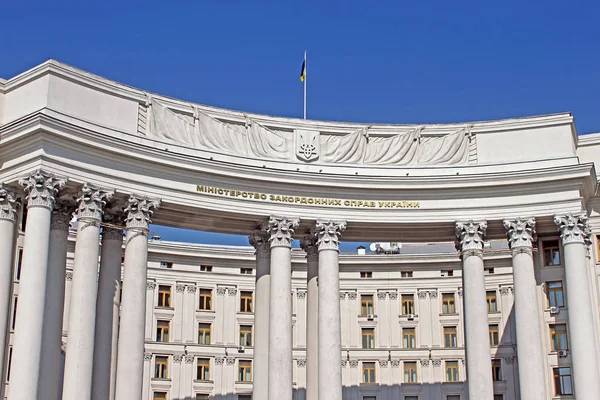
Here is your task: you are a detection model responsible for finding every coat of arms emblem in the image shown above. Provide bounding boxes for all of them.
[295,129,320,162]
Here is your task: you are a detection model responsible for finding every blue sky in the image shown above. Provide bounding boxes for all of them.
[2,1,598,249]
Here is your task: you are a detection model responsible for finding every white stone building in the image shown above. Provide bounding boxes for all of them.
[1,60,600,400]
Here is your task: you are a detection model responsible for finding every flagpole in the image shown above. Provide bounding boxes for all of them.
[303,50,307,119]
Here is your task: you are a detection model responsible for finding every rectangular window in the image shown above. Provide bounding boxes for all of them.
[360,294,374,315]
[154,393,167,400]
[200,265,212,272]
[156,320,170,342]
[240,291,253,312]
[196,395,210,400]
[199,289,212,310]
[493,395,503,400]
[401,271,413,278]
[15,248,23,281]
[362,362,376,383]
[543,240,561,266]
[441,270,454,277]
[361,328,375,349]
[238,360,252,382]
[160,261,173,269]
[489,325,499,346]
[158,285,172,308]
[7,347,12,381]
[404,361,417,383]
[553,367,573,395]
[240,267,253,274]
[154,356,168,379]
[550,324,568,351]
[240,325,252,347]
[197,358,210,381]
[403,327,416,348]
[360,271,373,278]
[442,293,456,314]
[198,323,211,345]
[487,291,498,312]
[11,296,17,330]
[401,294,415,315]
[546,281,565,308]
[445,361,459,382]
[491,359,502,381]
[444,327,457,348]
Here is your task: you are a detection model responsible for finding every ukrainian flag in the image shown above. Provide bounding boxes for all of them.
[300,59,306,82]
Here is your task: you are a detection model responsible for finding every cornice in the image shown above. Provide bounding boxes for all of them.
[1,60,574,135]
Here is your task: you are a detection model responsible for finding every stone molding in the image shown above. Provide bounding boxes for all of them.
[315,219,346,251]
[378,360,388,367]
[388,292,398,299]
[215,357,225,365]
[417,291,428,299]
[228,288,237,296]
[340,292,346,300]
[347,292,357,300]
[300,234,319,262]
[51,203,74,232]
[420,359,430,366]
[267,216,299,248]
[225,357,236,365]
[216,287,227,296]
[431,359,441,367]
[377,292,387,300]
[176,284,186,293]
[499,286,513,296]
[554,213,592,246]
[76,183,114,222]
[249,229,270,260]
[173,353,184,363]
[390,360,401,368]
[146,281,157,290]
[185,355,195,363]
[504,217,536,249]
[187,285,197,293]
[349,360,358,368]
[124,194,160,232]
[341,360,347,368]
[144,352,153,361]
[504,356,515,364]
[65,271,73,281]
[296,359,307,367]
[428,290,438,298]
[19,169,67,210]
[296,291,307,299]
[0,185,19,222]
[457,288,463,297]
[455,220,487,252]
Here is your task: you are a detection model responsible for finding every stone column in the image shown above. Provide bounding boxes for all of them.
[92,210,124,400]
[300,234,319,400]
[8,169,66,400]
[115,195,160,400]
[249,229,270,400]
[504,218,547,400]
[63,184,114,400]
[455,220,493,400]
[554,213,600,398]
[316,220,346,400]
[267,216,299,400]
[39,203,74,400]
[0,186,17,394]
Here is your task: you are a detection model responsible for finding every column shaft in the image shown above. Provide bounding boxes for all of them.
[39,205,72,400]
[0,186,17,397]
[92,226,123,400]
[268,245,293,400]
[8,170,65,400]
[249,231,270,400]
[114,196,159,400]
[301,236,319,400]
[63,185,113,400]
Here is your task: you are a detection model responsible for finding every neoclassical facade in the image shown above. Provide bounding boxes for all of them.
[1,60,600,400]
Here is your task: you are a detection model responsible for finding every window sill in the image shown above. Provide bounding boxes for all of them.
[193,379,214,384]
[155,306,175,311]
[439,313,459,317]
[197,309,215,313]
[151,378,171,382]
[235,381,253,384]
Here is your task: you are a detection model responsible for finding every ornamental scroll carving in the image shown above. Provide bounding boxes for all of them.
[249,229,270,260]
[554,213,592,246]
[267,216,299,248]
[455,220,487,252]
[315,220,346,251]
[504,218,536,249]
[19,169,66,210]
[149,100,472,166]
[0,186,18,222]
[76,184,114,223]
[124,195,160,232]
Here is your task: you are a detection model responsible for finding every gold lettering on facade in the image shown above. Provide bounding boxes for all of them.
[196,185,420,209]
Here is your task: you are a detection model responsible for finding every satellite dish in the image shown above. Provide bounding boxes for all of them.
[369,243,378,252]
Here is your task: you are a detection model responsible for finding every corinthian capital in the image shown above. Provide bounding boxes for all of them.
[0,185,19,222]
[19,169,66,210]
[124,195,160,231]
[249,229,270,259]
[455,220,487,252]
[51,203,75,232]
[554,213,592,246]
[267,216,299,248]
[300,234,319,262]
[503,218,536,249]
[76,184,114,222]
[315,219,347,252]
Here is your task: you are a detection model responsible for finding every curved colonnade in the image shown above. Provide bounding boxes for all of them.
[0,60,600,399]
